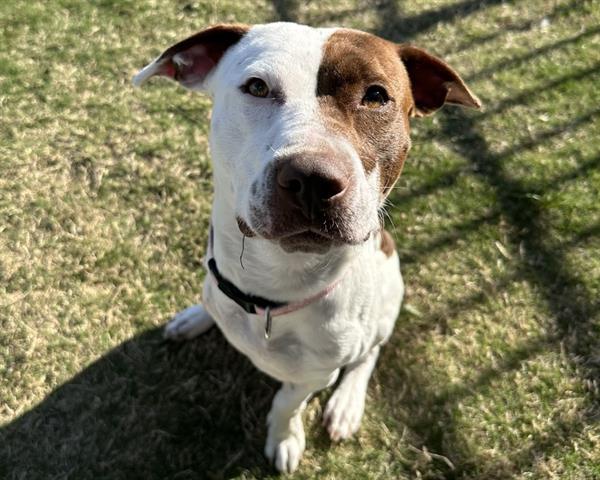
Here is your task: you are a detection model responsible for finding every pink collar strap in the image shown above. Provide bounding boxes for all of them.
[254,277,343,318]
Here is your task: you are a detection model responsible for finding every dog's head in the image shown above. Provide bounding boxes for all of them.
[134,22,480,253]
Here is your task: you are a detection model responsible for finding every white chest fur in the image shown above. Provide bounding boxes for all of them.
[201,231,404,385]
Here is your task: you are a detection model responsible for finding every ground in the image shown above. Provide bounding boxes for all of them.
[1,0,599,478]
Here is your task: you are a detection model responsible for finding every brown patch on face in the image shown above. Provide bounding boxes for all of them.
[380,228,396,257]
[317,30,413,197]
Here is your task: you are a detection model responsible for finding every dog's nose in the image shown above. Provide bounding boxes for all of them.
[276,155,349,219]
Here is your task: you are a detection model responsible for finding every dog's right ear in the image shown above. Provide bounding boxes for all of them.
[132,24,249,91]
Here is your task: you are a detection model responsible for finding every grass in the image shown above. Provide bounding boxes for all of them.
[1,0,599,478]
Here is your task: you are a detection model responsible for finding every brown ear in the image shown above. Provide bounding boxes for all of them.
[132,23,249,90]
[398,45,481,116]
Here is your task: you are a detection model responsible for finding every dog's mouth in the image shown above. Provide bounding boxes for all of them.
[279,228,375,253]
[237,216,370,253]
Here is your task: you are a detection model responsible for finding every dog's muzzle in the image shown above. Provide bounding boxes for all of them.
[258,150,363,252]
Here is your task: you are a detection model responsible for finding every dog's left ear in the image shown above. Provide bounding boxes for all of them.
[398,45,481,116]
[132,23,249,91]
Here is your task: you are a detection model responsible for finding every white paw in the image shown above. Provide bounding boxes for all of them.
[265,414,305,474]
[323,383,365,442]
[164,304,214,341]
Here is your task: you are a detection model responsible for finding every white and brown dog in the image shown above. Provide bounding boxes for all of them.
[133,22,479,473]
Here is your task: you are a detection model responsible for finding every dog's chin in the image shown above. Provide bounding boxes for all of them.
[278,231,339,254]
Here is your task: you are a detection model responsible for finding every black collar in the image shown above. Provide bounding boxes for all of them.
[207,258,286,315]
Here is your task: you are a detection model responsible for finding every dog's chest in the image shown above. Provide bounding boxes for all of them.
[203,275,379,383]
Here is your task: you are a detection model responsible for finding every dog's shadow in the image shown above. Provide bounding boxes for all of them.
[0,326,280,479]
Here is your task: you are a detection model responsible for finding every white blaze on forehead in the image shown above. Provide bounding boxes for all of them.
[207,22,337,103]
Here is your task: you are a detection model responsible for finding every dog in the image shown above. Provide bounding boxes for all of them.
[133,22,479,473]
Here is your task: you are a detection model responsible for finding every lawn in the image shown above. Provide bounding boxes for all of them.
[1,0,599,478]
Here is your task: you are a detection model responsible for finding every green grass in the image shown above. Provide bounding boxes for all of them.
[1,0,599,478]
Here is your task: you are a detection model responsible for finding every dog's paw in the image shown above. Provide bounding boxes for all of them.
[323,383,365,442]
[265,415,305,473]
[164,304,214,341]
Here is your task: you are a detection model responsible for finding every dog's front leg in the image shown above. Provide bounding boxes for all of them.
[265,371,339,473]
[323,346,380,441]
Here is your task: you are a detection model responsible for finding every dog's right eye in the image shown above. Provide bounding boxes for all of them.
[242,78,270,98]
[362,85,390,108]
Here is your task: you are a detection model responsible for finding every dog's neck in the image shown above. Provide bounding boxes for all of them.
[209,194,368,303]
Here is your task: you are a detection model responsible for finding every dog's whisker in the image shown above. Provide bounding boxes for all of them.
[239,234,246,270]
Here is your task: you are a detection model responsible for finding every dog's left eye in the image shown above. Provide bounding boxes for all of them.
[362,85,389,108]
[243,78,270,98]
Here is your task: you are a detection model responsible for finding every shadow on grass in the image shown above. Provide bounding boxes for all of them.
[439,0,587,56]
[376,0,514,42]
[378,120,600,477]
[466,24,600,82]
[538,152,600,193]
[271,0,300,22]
[399,209,501,265]
[374,1,600,478]
[405,106,600,204]
[479,63,600,119]
[426,105,600,478]
[0,327,278,480]
[561,221,600,250]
